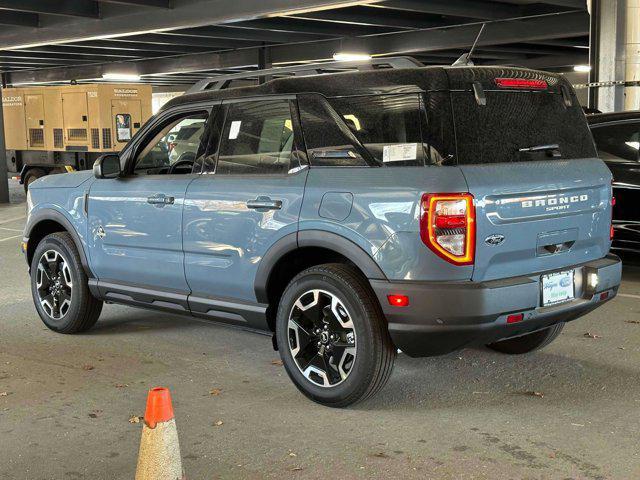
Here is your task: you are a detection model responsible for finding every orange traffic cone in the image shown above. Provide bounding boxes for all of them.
[135,387,185,480]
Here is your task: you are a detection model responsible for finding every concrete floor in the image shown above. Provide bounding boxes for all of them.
[1,179,639,479]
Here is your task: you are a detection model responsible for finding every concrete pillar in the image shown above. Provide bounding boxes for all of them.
[594,0,640,112]
[625,0,640,110]
[594,0,627,112]
[0,83,10,204]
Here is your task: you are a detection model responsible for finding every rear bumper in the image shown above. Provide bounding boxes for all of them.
[371,254,622,357]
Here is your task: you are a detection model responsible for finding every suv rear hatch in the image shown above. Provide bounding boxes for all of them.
[445,67,613,282]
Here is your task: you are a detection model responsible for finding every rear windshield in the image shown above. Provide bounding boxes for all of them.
[451,89,596,164]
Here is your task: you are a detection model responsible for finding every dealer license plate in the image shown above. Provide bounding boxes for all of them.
[541,270,575,306]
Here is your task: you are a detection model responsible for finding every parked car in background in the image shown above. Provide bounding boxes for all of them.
[588,111,640,254]
[23,65,621,407]
[167,119,206,165]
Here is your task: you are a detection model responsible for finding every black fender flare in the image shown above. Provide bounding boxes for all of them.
[24,209,94,278]
[254,230,387,303]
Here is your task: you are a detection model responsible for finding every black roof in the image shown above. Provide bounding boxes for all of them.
[162,65,565,111]
[587,110,640,125]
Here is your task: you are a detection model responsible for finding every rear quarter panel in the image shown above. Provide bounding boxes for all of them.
[300,166,472,281]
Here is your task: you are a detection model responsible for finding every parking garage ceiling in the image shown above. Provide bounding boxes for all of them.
[0,0,590,87]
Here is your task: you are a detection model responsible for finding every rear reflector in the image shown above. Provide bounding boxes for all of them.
[387,294,409,307]
[610,195,616,240]
[420,193,475,266]
[507,313,524,324]
[494,78,548,90]
[600,291,609,301]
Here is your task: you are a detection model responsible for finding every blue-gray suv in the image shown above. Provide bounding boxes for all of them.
[23,65,622,407]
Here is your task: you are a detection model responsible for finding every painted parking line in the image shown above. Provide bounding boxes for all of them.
[0,234,22,242]
[0,215,26,225]
[618,293,640,300]
[0,226,22,232]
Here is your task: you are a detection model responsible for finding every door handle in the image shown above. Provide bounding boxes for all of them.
[147,194,174,206]
[246,196,282,211]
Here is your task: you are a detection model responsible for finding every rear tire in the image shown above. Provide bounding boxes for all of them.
[276,263,396,408]
[23,168,46,193]
[486,323,564,354]
[30,232,103,333]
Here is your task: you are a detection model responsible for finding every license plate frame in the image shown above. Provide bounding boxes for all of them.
[541,270,575,307]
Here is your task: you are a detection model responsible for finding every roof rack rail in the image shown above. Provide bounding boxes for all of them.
[187,56,423,93]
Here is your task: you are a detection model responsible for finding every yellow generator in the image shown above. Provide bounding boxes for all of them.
[2,83,152,189]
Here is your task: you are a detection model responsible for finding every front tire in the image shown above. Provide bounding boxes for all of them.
[30,232,103,333]
[276,264,396,407]
[486,323,564,354]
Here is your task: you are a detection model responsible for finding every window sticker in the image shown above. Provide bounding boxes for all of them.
[115,114,131,142]
[382,143,418,162]
[229,120,242,140]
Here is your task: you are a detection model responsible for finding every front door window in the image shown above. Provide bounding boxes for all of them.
[134,112,209,175]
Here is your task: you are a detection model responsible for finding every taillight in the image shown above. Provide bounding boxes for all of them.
[420,193,475,265]
[494,78,548,90]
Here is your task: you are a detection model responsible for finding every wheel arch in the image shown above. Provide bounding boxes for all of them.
[25,209,93,278]
[255,230,387,331]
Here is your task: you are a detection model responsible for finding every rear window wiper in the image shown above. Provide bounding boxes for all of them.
[518,144,562,158]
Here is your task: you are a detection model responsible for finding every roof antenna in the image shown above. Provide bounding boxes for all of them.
[452,23,486,67]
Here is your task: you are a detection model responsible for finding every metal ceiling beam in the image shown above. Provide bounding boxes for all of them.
[269,11,590,62]
[5,11,589,85]
[233,17,390,36]
[515,53,587,69]
[0,10,39,27]
[0,56,90,66]
[532,37,589,48]
[147,33,261,48]
[369,0,520,20]
[292,7,445,29]
[478,44,585,56]
[10,46,154,59]
[72,40,213,54]
[537,0,585,8]
[171,25,323,43]
[98,0,171,7]
[1,49,119,61]
[0,0,100,18]
[0,0,382,50]
[6,48,259,84]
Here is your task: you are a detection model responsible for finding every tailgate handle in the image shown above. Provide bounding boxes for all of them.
[540,241,575,255]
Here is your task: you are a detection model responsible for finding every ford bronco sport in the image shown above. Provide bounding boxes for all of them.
[23,62,622,407]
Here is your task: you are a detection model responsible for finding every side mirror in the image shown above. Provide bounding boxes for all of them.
[93,154,122,179]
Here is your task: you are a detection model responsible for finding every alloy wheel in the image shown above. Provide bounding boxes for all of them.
[36,250,73,320]
[287,289,357,387]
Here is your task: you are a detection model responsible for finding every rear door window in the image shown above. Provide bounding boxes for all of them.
[216,99,297,175]
[328,94,427,166]
[299,92,454,167]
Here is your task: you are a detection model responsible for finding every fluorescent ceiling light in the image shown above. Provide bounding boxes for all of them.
[102,73,141,81]
[573,65,591,73]
[333,52,372,62]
